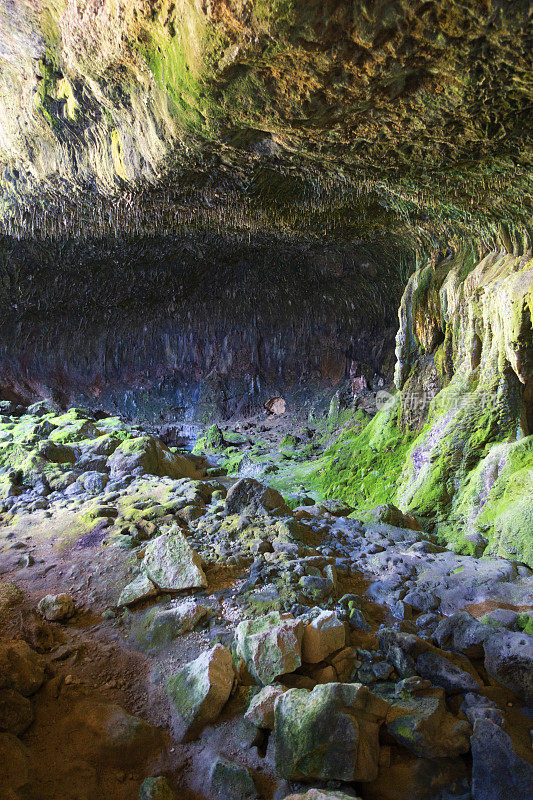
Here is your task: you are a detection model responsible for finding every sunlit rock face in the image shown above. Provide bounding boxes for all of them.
[0,233,405,419]
[0,0,530,242]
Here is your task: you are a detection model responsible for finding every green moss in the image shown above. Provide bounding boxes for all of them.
[517,613,533,635]
[313,400,414,512]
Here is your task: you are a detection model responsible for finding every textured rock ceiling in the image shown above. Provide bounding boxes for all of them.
[0,0,531,246]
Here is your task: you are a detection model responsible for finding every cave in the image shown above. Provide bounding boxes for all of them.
[0,2,532,800]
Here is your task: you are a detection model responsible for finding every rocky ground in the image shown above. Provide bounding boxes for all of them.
[1,401,532,800]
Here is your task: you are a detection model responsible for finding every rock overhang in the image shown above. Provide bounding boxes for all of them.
[0,0,530,247]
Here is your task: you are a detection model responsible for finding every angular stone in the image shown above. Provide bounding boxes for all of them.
[235,612,303,685]
[0,732,30,794]
[108,436,201,479]
[369,504,421,531]
[274,682,389,782]
[37,593,75,621]
[139,776,175,800]
[0,581,23,614]
[433,611,492,658]
[302,610,345,664]
[166,644,234,741]
[0,688,33,735]
[0,639,45,696]
[141,599,212,647]
[118,573,159,607]
[141,527,207,592]
[364,752,469,800]
[285,793,361,800]
[384,687,472,758]
[225,478,289,517]
[209,758,258,800]
[244,684,285,730]
[59,700,163,769]
[415,650,481,694]
[471,718,533,800]
[483,630,533,705]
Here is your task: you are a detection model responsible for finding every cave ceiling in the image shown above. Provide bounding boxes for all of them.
[0,0,531,250]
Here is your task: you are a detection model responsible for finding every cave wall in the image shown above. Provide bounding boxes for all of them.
[0,232,406,420]
[317,243,533,565]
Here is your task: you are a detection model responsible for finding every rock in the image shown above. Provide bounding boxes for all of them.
[483,630,533,705]
[0,581,23,614]
[141,600,212,647]
[301,610,345,664]
[59,700,163,769]
[209,758,258,800]
[433,611,491,658]
[285,792,361,800]
[0,639,45,696]
[0,688,33,734]
[37,593,75,621]
[415,650,481,694]
[0,732,30,795]
[225,478,289,517]
[368,504,421,531]
[460,693,504,727]
[235,612,303,685]
[244,684,285,729]
[27,400,61,415]
[264,397,286,415]
[274,682,389,782]
[118,573,159,607]
[363,752,469,800]
[471,718,533,800]
[138,776,175,800]
[378,628,482,691]
[381,686,471,758]
[78,471,109,493]
[141,527,207,592]
[108,436,202,479]
[166,644,234,741]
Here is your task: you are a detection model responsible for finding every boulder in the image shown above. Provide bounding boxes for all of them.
[482,630,533,705]
[166,644,234,741]
[274,682,389,782]
[118,573,159,607]
[108,436,202,479]
[382,687,472,758]
[37,593,75,621]
[264,397,286,415]
[0,639,45,696]
[225,478,289,517]
[285,793,361,800]
[414,650,481,694]
[0,688,33,734]
[209,758,258,800]
[235,612,303,685]
[58,700,163,769]
[141,600,213,647]
[141,527,207,592]
[368,504,421,531]
[0,581,23,614]
[471,718,533,800]
[433,611,492,658]
[301,610,345,664]
[244,684,285,729]
[378,628,482,692]
[138,776,175,800]
[364,752,469,800]
[0,732,30,795]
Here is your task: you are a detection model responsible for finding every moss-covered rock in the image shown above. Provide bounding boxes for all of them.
[235,611,303,685]
[274,682,389,782]
[166,644,234,741]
